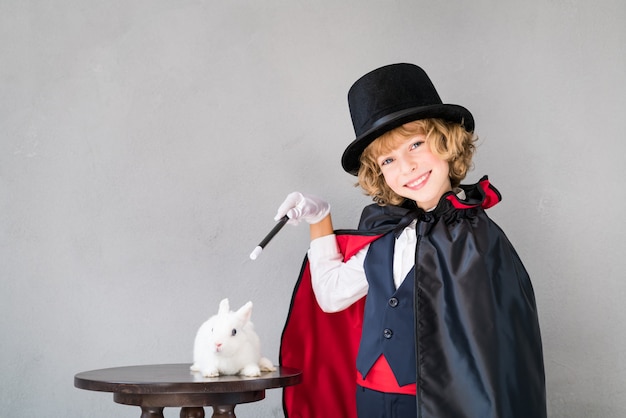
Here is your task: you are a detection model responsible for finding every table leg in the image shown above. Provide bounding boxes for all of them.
[140,406,165,418]
[180,407,205,417]
[210,405,236,418]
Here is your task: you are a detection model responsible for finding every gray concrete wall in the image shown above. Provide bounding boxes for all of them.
[2,1,625,416]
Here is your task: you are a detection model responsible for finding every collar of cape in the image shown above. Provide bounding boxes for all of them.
[350,175,501,237]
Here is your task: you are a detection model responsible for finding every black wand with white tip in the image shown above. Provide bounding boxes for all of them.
[249,215,289,260]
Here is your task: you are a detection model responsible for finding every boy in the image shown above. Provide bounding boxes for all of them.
[278,63,546,418]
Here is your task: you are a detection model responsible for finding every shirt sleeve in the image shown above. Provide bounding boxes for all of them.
[307,234,369,313]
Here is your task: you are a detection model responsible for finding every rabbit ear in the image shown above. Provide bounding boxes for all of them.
[235,301,253,324]
[218,298,230,315]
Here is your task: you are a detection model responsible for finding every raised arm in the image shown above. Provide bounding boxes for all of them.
[274,192,368,312]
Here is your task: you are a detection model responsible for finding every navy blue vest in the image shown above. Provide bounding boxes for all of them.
[355,231,417,386]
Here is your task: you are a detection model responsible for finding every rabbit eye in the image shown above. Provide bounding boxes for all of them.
[231,328,237,336]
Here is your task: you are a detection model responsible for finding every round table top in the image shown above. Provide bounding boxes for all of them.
[74,363,302,395]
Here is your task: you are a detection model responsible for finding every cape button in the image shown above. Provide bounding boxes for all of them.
[383,328,393,339]
[388,297,399,307]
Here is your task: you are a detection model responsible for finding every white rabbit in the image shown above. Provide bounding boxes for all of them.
[190,298,276,377]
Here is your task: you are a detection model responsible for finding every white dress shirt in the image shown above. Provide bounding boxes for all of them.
[308,190,465,313]
[308,220,417,313]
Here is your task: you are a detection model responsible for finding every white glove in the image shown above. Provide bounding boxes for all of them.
[274,192,330,225]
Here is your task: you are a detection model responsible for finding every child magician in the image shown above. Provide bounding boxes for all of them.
[278,63,547,418]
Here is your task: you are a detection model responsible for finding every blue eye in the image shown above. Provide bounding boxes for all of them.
[380,157,394,166]
[410,141,424,150]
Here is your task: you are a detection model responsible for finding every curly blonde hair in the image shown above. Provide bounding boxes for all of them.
[357,119,477,206]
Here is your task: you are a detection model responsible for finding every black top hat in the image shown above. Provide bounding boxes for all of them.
[341,63,474,175]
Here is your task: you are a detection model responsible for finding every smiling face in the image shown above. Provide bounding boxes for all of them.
[358,119,476,207]
[376,134,452,210]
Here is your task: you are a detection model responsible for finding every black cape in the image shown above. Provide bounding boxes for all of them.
[280,176,546,418]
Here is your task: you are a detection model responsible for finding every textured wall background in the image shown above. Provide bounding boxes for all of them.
[2,1,625,417]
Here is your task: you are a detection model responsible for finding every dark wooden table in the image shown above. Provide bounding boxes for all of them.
[74,363,302,418]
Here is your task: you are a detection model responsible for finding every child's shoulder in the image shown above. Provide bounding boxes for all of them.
[357,202,413,233]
